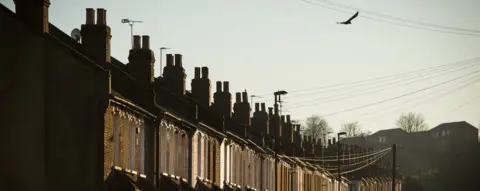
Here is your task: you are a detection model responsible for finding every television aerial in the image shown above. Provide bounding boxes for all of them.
[70,28,81,42]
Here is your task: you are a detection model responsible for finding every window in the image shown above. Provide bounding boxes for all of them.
[378,136,387,143]
[112,106,146,175]
[442,130,446,136]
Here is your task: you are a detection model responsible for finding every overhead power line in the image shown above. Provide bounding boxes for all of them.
[300,0,480,37]
[285,61,480,109]
[443,92,480,116]
[317,68,480,117]
[359,75,480,126]
[255,57,480,97]
[312,0,480,33]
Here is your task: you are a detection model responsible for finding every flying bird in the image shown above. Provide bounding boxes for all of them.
[337,11,359,25]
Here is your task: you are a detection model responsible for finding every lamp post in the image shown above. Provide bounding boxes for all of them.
[159,47,170,76]
[337,132,347,191]
[121,18,143,48]
[274,90,287,191]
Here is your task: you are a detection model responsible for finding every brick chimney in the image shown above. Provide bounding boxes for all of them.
[13,0,50,33]
[212,81,232,118]
[191,67,211,107]
[81,8,111,66]
[232,91,250,126]
[267,107,273,135]
[314,138,324,157]
[162,54,186,95]
[127,35,156,83]
[251,103,269,135]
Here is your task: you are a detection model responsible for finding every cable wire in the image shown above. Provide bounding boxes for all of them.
[318,68,480,117]
[300,0,480,37]
[310,0,480,34]
[285,62,480,108]
[255,57,480,97]
[358,75,480,125]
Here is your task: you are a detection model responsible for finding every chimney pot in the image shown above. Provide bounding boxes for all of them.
[194,67,201,79]
[166,54,174,66]
[174,54,183,67]
[96,8,106,25]
[201,67,209,79]
[255,103,260,112]
[86,8,95,25]
[268,107,273,115]
[235,93,241,103]
[133,35,141,50]
[333,138,336,144]
[242,92,248,103]
[328,139,332,146]
[216,81,222,92]
[223,81,229,92]
[296,125,300,132]
[286,115,291,123]
[281,115,285,123]
[141,35,150,49]
[261,103,266,112]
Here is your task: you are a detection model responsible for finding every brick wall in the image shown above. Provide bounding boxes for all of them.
[215,140,221,186]
[103,105,114,180]
[191,132,198,187]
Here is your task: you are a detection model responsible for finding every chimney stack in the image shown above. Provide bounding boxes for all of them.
[201,67,209,79]
[216,81,221,92]
[166,54,174,66]
[141,35,150,49]
[242,92,248,103]
[195,67,201,79]
[191,66,211,107]
[86,8,94,25]
[162,54,186,95]
[127,35,156,83]
[96,8,106,25]
[174,54,183,67]
[133,35,141,50]
[81,8,112,66]
[233,91,251,125]
[212,81,232,118]
[235,93,241,103]
[223,81,229,92]
[14,0,51,33]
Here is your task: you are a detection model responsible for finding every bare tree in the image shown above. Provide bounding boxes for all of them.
[395,112,428,133]
[341,121,371,137]
[302,115,332,145]
[341,121,361,137]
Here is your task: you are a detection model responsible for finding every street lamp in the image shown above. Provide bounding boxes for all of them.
[273,90,287,191]
[159,47,170,76]
[337,132,347,191]
[121,18,143,48]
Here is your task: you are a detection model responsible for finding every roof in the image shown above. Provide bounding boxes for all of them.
[371,128,408,136]
[430,121,478,131]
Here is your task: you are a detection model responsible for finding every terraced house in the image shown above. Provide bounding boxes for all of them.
[1,1,401,191]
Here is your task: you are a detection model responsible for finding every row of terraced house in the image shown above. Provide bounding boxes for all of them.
[1,1,401,191]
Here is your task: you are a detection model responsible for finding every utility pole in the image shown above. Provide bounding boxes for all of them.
[274,90,287,191]
[337,132,346,191]
[392,144,397,191]
[121,19,143,48]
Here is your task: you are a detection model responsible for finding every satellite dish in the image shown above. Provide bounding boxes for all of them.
[70,28,81,42]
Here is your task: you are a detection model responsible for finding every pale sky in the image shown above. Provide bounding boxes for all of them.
[3,0,480,134]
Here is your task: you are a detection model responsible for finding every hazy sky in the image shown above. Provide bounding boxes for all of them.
[3,0,480,134]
